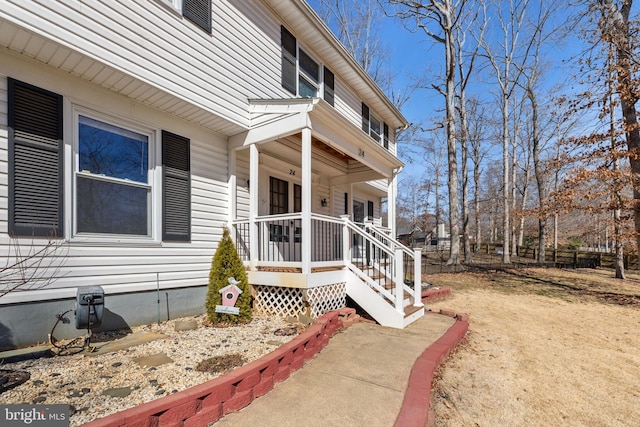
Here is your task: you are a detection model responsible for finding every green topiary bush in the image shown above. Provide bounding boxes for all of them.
[206,227,252,324]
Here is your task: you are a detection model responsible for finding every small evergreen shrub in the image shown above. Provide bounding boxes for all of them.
[206,227,252,324]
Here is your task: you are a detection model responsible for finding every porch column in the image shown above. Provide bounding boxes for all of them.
[387,175,397,236]
[228,149,237,225]
[301,127,312,274]
[249,143,259,271]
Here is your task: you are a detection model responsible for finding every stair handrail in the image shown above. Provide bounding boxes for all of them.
[365,221,423,306]
[342,218,396,257]
[364,221,414,258]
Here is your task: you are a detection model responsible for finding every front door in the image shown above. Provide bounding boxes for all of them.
[268,176,301,261]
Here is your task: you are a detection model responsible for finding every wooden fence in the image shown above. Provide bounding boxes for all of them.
[419,243,639,274]
[479,244,640,270]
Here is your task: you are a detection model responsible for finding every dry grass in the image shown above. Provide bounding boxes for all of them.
[426,267,640,427]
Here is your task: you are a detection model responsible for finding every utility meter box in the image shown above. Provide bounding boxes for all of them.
[75,286,105,329]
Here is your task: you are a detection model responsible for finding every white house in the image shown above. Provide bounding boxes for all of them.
[0,0,423,350]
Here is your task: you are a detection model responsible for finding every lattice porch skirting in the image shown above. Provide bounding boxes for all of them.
[252,282,347,318]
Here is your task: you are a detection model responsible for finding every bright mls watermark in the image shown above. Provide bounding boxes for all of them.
[0,405,69,426]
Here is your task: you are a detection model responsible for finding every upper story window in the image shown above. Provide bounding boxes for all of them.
[299,50,319,97]
[361,102,390,149]
[281,26,335,106]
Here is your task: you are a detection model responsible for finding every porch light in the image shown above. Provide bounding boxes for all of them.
[321,198,328,207]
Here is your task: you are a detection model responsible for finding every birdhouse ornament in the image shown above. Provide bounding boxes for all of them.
[215,277,243,315]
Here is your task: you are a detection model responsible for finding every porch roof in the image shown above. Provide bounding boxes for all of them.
[228,98,405,180]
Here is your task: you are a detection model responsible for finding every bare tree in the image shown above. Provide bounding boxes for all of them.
[478,0,537,263]
[467,98,492,250]
[1,235,67,299]
[313,0,389,83]
[382,0,468,264]
[455,4,484,262]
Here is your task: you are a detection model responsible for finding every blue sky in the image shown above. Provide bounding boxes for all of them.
[308,1,640,202]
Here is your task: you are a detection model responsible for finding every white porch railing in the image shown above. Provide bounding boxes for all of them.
[231,214,422,315]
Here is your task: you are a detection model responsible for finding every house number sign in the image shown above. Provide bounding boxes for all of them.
[358,149,365,158]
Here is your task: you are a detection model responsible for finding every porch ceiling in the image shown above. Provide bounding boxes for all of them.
[0,18,246,136]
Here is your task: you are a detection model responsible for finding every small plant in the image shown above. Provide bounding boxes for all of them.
[205,227,252,324]
[195,354,247,374]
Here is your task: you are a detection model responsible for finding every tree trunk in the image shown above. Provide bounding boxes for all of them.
[502,91,511,263]
[474,165,481,252]
[459,93,471,263]
[444,8,460,265]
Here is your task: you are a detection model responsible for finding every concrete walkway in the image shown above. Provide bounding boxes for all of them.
[215,313,457,427]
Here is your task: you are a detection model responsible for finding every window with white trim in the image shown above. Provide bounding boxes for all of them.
[75,114,154,237]
[361,102,389,148]
[281,26,335,105]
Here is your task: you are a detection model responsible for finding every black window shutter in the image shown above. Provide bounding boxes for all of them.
[162,131,191,242]
[361,103,370,133]
[383,123,389,149]
[281,26,297,95]
[368,200,374,219]
[183,0,211,33]
[8,78,63,237]
[323,66,335,106]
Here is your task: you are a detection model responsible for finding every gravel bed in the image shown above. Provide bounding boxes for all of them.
[0,314,301,426]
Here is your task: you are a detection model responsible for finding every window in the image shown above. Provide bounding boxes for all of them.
[370,114,381,142]
[281,26,334,103]
[361,102,389,147]
[8,79,63,237]
[299,50,319,97]
[269,176,289,242]
[76,115,152,236]
[269,176,289,215]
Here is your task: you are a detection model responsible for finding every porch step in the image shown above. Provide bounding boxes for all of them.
[404,304,423,318]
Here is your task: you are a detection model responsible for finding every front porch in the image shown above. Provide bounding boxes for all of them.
[232,213,424,328]
[228,97,422,328]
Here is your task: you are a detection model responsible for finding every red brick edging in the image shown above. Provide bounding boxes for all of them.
[394,309,469,427]
[422,286,452,303]
[82,308,359,427]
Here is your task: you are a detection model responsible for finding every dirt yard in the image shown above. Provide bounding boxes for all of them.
[426,267,640,427]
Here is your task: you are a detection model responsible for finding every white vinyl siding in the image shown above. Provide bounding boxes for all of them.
[0,1,400,154]
[0,65,228,303]
[0,1,279,128]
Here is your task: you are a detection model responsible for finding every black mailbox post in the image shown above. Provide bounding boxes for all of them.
[75,286,105,330]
